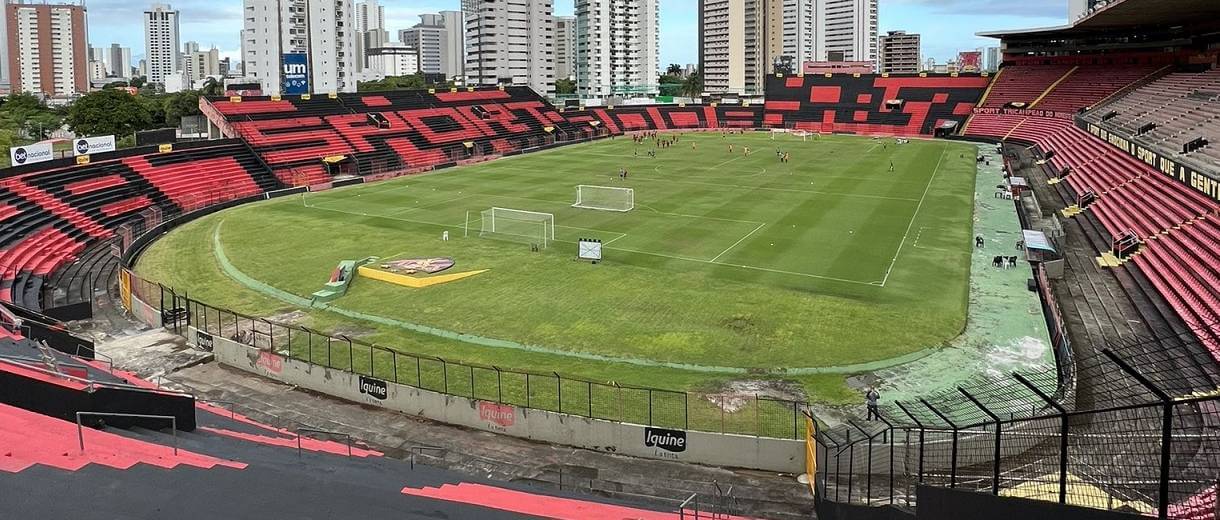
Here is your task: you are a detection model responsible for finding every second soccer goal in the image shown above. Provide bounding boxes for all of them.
[573,185,634,212]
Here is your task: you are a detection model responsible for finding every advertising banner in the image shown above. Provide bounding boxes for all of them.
[73,135,116,156]
[10,141,54,166]
[282,53,309,95]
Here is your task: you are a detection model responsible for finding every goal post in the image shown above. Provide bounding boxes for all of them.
[478,207,555,247]
[572,185,634,212]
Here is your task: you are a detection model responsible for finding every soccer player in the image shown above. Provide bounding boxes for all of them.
[729,144,734,153]
[619,167,626,180]
[889,161,895,173]
[744,146,751,156]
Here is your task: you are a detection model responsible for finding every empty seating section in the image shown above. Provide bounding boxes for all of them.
[212,87,581,183]
[0,142,279,311]
[762,74,989,135]
[1033,64,1163,112]
[967,108,1220,355]
[1088,69,1220,168]
[980,65,1073,108]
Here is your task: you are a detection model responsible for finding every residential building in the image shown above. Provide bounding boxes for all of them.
[242,0,359,95]
[814,0,877,63]
[984,46,1001,72]
[107,44,132,79]
[878,30,919,74]
[554,15,575,81]
[354,0,383,34]
[89,59,107,81]
[575,0,659,98]
[699,0,752,95]
[185,46,220,82]
[5,0,90,96]
[399,11,463,79]
[366,43,419,79]
[461,0,554,96]
[700,0,818,95]
[144,3,181,84]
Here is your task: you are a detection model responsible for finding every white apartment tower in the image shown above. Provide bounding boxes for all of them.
[554,15,575,81]
[780,0,814,66]
[144,3,180,84]
[461,0,554,96]
[242,0,358,95]
[5,0,89,96]
[814,0,877,63]
[575,0,659,99]
[400,11,463,79]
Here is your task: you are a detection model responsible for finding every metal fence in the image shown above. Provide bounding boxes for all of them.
[123,271,812,439]
[815,320,1220,519]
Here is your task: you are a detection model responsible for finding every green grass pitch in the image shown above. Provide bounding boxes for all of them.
[138,132,979,404]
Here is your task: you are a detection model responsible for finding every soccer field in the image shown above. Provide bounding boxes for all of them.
[137,132,979,403]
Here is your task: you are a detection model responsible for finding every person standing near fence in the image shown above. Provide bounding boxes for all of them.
[866,387,880,420]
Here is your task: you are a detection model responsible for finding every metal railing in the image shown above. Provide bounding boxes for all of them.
[297,428,353,458]
[814,320,1220,519]
[123,271,812,440]
[77,411,177,455]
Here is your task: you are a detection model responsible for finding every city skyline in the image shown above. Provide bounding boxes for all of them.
[81,0,1067,71]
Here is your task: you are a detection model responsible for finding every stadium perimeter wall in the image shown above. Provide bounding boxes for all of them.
[194,326,806,473]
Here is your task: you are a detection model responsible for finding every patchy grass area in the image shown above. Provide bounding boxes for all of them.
[138,132,977,405]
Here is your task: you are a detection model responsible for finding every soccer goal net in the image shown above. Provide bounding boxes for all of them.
[572,185,634,212]
[475,207,556,247]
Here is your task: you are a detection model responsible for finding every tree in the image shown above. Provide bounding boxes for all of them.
[554,78,576,95]
[681,70,702,98]
[163,90,202,126]
[130,76,147,89]
[358,74,428,91]
[666,63,683,77]
[201,77,223,97]
[0,93,63,140]
[65,89,153,137]
[102,80,130,90]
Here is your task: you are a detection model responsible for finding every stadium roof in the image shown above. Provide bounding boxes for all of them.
[977,0,1220,39]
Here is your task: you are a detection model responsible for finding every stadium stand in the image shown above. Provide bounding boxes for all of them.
[1086,69,1220,168]
[209,87,584,185]
[0,140,281,313]
[979,64,1075,108]
[969,112,1220,354]
[762,74,989,135]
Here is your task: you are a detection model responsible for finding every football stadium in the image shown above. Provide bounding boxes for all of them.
[2,0,1220,518]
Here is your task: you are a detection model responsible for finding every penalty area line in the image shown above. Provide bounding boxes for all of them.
[709,222,766,263]
[879,144,948,287]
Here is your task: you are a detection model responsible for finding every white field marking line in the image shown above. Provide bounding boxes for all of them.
[302,197,464,229]
[628,176,922,202]
[605,245,880,286]
[879,144,949,287]
[634,203,765,225]
[709,222,767,263]
[602,233,629,246]
[304,181,414,205]
[303,193,877,286]
[385,194,476,216]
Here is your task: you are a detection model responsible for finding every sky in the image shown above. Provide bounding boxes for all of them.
[89,0,1068,67]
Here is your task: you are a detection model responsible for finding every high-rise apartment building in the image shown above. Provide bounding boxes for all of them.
[554,15,575,81]
[461,0,554,96]
[108,44,132,79]
[814,0,877,63]
[400,12,463,78]
[700,0,813,95]
[5,0,89,96]
[243,0,358,95]
[575,0,659,98]
[185,46,220,83]
[878,30,919,74]
[984,46,1001,72]
[144,3,181,84]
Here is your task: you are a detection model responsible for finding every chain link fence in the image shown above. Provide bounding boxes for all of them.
[123,271,812,439]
